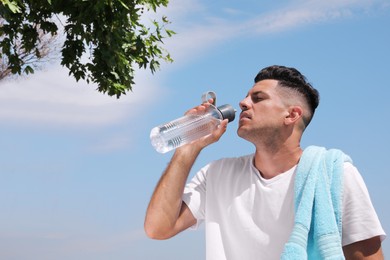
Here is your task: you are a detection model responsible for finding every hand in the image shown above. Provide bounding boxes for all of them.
[178,99,229,152]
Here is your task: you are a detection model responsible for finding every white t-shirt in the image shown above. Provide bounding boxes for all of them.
[182,154,386,260]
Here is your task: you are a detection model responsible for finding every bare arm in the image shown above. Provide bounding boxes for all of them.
[144,101,228,240]
[343,236,384,260]
[144,146,201,239]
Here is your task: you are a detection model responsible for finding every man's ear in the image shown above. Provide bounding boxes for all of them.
[284,106,303,125]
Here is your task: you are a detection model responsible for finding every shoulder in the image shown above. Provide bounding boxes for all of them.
[207,154,254,171]
[343,162,367,189]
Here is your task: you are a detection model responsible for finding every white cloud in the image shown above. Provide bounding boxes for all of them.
[162,0,385,64]
[0,65,163,128]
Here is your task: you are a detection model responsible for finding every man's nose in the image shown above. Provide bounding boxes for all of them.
[239,97,250,111]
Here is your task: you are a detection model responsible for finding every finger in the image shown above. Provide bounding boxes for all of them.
[203,98,214,104]
[217,119,228,133]
[185,101,211,115]
[211,119,228,140]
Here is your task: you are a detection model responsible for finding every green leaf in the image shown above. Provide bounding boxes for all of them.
[165,29,176,37]
[2,0,22,13]
[24,65,34,74]
[117,0,130,10]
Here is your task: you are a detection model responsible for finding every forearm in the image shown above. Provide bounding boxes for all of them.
[144,145,201,239]
[145,115,228,239]
[343,236,384,260]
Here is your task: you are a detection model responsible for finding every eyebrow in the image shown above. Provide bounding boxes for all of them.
[252,91,266,96]
[251,90,269,98]
[245,90,266,98]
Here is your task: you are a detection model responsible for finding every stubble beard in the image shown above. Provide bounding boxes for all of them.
[238,125,281,151]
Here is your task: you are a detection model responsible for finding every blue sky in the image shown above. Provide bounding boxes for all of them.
[0,0,389,259]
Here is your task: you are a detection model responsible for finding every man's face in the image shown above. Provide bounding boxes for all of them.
[237,79,289,142]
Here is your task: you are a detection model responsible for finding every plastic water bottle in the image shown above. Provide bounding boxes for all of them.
[150,92,236,153]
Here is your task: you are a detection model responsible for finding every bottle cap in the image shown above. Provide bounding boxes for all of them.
[217,104,236,122]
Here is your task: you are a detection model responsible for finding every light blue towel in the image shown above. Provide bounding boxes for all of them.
[281,146,352,260]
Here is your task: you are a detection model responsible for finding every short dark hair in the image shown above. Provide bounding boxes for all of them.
[254,65,320,126]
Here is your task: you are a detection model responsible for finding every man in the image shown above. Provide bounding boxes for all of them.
[144,65,386,259]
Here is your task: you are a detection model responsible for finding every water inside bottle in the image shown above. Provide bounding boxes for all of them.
[150,114,221,153]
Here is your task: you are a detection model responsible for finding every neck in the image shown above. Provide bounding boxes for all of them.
[253,143,302,179]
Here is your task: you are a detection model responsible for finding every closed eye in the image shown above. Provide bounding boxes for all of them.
[251,91,268,103]
[252,95,264,103]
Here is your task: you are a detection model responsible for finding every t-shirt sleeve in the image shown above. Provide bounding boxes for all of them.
[182,164,208,230]
[342,162,386,246]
